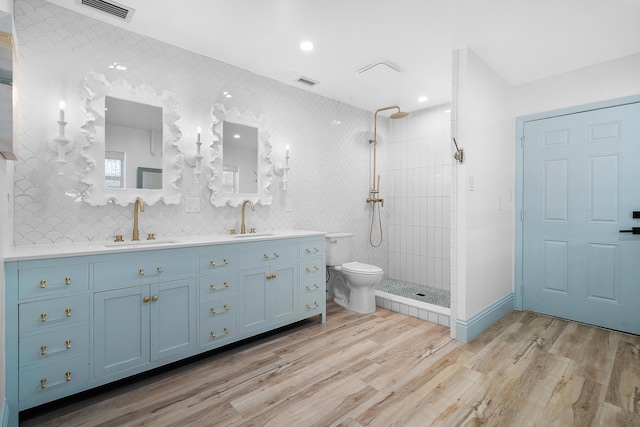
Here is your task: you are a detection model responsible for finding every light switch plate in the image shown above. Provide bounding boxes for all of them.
[185,198,200,213]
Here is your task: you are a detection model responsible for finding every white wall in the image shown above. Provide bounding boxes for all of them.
[455,49,514,321]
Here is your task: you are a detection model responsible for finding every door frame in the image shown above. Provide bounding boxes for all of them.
[514,94,640,311]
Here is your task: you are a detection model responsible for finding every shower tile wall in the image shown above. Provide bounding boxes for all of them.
[387,105,451,291]
[11,0,387,272]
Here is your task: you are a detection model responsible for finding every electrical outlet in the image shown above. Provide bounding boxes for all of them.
[185,198,200,213]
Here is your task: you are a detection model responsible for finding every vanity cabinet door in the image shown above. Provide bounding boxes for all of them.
[150,279,196,361]
[270,261,298,326]
[238,267,269,334]
[94,286,150,378]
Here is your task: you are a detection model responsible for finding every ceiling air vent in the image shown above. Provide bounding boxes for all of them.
[77,0,135,22]
[295,76,319,87]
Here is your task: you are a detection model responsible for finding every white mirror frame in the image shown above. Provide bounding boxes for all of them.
[209,103,273,207]
[79,72,183,206]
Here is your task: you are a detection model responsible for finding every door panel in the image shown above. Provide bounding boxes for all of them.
[523,102,640,334]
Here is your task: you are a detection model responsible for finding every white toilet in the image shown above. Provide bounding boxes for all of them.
[325,232,384,314]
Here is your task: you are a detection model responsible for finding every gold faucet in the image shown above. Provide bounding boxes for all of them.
[241,199,255,234]
[133,197,145,241]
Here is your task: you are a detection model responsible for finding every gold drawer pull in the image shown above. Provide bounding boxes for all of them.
[305,247,320,254]
[66,371,71,382]
[210,331,216,339]
[224,327,230,334]
[41,313,47,322]
[40,378,46,389]
[306,301,320,309]
[66,339,72,349]
[263,253,270,260]
[65,308,72,317]
[273,252,279,258]
[139,268,145,276]
[152,295,159,302]
[210,307,217,315]
[305,284,320,291]
[210,260,216,266]
[266,274,277,280]
[143,296,151,303]
[224,258,230,264]
[306,285,311,291]
[40,280,46,288]
[210,284,216,291]
[306,248,311,254]
[65,276,71,285]
[157,266,163,273]
[306,267,312,272]
[224,281,230,288]
[40,345,47,356]
[224,304,230,311]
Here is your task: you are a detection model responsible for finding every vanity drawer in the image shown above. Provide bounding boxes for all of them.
[300,257,323,277]
[198,315,237,348]
[299,239,324,258]
[19,295,90,334]
[199,296,236,322]
[19,354,90,402]
[199,272,237,300]
[301,293,323,315]
[19,325,89,367]
[199,248,237,273]
[300,277,323,295]
[94,253,197,290]
[18,264,89,300]
[238,242,298,268]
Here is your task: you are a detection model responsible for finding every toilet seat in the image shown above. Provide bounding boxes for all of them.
[341,261,383,275]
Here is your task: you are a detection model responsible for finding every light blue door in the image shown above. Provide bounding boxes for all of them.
[522,102,640,334]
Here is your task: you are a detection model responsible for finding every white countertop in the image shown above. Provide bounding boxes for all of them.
[5,230,327,262]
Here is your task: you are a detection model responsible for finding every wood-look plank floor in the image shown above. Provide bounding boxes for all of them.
[21,302,640,426]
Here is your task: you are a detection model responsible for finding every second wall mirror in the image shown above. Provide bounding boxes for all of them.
[209,103,273,207]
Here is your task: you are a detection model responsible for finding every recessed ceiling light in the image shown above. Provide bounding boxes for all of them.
[418,95,428,103]
[300,41,314,51]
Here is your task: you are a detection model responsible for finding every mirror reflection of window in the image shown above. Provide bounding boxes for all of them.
[105,150,125,188]
[223,164,239,193]
[105,97,163,189]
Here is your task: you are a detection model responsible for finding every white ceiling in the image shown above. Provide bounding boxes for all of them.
[46,0,640,114]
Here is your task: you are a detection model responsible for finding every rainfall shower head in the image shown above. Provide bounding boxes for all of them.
[389,111,409,119]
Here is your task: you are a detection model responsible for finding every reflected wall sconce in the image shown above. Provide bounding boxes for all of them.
[185,127,204,183]
[273,145,290,190]
[48,100,73,175]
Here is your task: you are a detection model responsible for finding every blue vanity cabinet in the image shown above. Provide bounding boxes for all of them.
[299,238,326,321]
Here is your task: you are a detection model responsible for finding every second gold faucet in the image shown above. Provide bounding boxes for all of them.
[133,197,145,241]
[241,199,255,234]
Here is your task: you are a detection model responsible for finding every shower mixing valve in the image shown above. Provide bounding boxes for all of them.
[367,196,384,207]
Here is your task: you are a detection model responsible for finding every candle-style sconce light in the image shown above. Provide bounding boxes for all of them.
[185,127,204,183]
[273,144,291,190]
[47,100,73,175]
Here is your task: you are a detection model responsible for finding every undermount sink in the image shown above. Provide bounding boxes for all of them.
[233,233,274,238]
[104,239,179,247]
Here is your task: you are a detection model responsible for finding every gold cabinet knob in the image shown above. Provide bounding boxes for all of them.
[66,371,71,382]
[65,308,72,317]
[40,280,46,289]
[210,307,217,315]
[139,268,145,276]
[156,266,163,273]
[66,339,72,349]
[65,276,71,285]
[224,304,230,311]
[40,378,47,389]
[224,281,230,288]
[210,260,216,266]
[40,345,47,356]
[152,295,159,302]
[210,284,217,291]
[143,296,150,303]
[40,313,47,322]
[272,273,277,279]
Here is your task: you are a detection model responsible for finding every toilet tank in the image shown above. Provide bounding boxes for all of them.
[325,232,353,266]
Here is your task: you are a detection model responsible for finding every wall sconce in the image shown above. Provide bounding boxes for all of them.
[47,100,73,175]
[273,145,290,190]
[185,127,204,183]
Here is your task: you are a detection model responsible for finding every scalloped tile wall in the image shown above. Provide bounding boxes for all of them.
[12,0,389,270]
